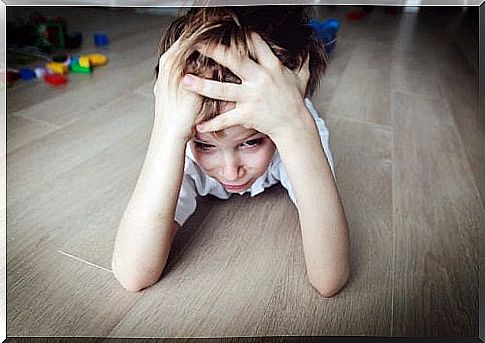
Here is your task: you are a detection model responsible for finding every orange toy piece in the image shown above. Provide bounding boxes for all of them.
[79,56,91,68]
[46,62,68,74]
[87,53,107,66]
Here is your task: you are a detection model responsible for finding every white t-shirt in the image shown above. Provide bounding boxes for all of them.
[174,98,334,226]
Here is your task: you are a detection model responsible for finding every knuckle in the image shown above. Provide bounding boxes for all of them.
[256,72,274,91]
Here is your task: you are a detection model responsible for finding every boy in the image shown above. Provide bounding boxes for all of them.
[112,6,351,297]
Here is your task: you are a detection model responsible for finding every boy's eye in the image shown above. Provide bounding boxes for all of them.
[241,138,263,148]
[194,141,215,151]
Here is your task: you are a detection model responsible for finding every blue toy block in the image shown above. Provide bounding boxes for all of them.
[308,18,341,57]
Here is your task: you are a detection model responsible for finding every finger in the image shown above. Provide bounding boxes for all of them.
[159,37,198,75]
[182,74,243,102]
[196,43,257,81]
[196,109,244,133]
[157,37,185,85]
[250,32,280,70]
[162,36,196,61]
[159,37,182,66]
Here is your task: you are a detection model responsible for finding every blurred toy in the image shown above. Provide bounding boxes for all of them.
[35,17,67,50]
[78,55,91,68]
[66,32,83,49]
[94,33,109,47]
[63,56,72,66]
[308,18,341,57]
[87,53,107,66]
[346,9,366,21]
[34,67,47,78]
[46,62,68,74]
[52,53,69,63]
[71,60,91,73]
[19,68,36,80]
[6,69,20,86]
[44,73,68,86]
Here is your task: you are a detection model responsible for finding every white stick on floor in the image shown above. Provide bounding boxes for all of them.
[57,250,113,273]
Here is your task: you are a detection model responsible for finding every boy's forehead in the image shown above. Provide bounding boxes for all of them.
[195,125,260,142]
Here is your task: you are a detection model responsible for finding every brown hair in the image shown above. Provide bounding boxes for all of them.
[155,6,326,125]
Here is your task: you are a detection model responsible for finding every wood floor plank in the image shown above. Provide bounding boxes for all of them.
[7,115,59,153]
[7,249,142,336]
[435,48,484,203]
[311,39,353,117]
[7,123,147,265]
[319,115,394,336]
[7,91,153,206]
[327,39,392,126]
[391,90,483,336]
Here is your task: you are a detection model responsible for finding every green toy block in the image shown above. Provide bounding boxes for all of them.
[71,61,91,73]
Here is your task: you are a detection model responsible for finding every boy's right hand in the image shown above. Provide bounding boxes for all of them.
[153,38,202,141]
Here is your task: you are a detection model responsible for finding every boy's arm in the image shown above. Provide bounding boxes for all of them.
[112,37,201,292]
[111,123,188,292]
[273,109,351,298]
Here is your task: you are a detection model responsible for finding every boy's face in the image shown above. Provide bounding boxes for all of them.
[190,125,276,193]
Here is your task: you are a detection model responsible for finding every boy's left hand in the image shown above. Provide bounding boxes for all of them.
[181,32,313,142]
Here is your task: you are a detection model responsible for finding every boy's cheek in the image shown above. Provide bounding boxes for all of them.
[193,153,217,172]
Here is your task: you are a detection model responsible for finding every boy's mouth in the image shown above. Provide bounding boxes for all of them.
[220,180,252,192]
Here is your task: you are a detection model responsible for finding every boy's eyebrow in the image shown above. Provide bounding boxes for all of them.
[193,138,214,145]
[237,132,264,142]
[193,132,264,143]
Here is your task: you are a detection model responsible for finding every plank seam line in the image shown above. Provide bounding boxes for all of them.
[11,113,62,130]
[57,250,113,273]
[325,113,392,132]
[132,86,154,99]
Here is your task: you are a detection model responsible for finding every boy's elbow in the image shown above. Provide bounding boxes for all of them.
[117,276,150,293]
[309,268,350,298]
[111,258,160,293]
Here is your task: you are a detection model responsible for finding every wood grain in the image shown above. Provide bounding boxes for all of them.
[7,249,141,336]
[7,91,153,207]
[327,39,392,126]
[5,6,482,339]
[7,115,59,153]
[391,90,483,336]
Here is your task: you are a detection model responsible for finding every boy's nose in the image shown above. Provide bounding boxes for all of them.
[221,155,244,182]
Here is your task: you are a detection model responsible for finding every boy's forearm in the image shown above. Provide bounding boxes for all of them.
[112,122,188,291]
[274,111,351,297]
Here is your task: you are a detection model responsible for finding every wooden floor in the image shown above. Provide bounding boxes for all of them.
[6,6,483,338]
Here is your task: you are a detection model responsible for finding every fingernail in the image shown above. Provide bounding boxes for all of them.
[196,124,206,132]
[183,75,194,87]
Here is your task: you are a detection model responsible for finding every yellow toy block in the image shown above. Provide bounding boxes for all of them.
[87,53,107,66]
[79,56,91,68]
[46,62,68,74]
